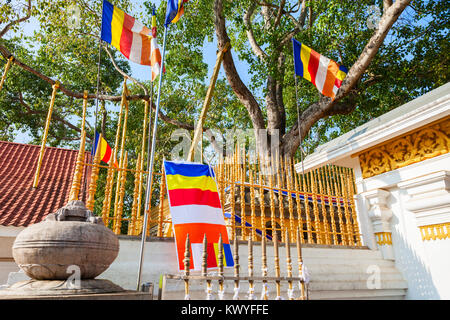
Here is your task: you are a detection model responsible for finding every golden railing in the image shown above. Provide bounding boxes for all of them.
[64,80,361,247]
[73,148,362,248]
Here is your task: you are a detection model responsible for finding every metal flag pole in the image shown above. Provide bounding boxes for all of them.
[294,74,305,176]
[136,24,169,291]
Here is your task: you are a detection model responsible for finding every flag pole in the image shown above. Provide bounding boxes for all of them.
[294,74,305,176]
[136,24,169,291]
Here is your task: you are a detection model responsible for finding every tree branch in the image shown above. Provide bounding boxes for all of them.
[0,0,32,39]
[244,2,268,62]
[214,0,265,130]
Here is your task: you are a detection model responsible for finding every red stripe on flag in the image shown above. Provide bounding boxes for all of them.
[168,188,221,208]
[102,144,112,164]
[120,13,135,59]
[335,78,343,88]
[308,49,320,86]
[174,223,230,270]
[207,243,218,268]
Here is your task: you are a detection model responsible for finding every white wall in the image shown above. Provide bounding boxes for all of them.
[352,153,450,299]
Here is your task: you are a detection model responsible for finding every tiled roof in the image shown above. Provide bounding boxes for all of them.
[0,141,91,227]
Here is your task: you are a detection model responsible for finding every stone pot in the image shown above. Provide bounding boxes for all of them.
[12,201,119,281]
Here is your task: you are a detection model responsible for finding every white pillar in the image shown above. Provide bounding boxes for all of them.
[361,189,395,260]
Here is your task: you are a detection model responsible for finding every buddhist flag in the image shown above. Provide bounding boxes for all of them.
[150,7,163,82]
[164,161,234,271]
[293,38,348,99]
[164,0,189,27]
[101,0,152,66]
[92,132,118,168]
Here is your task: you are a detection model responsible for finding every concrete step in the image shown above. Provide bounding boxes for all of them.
[309,289,407,300]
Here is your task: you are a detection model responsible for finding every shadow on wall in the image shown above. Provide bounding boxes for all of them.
[389,192,440,300]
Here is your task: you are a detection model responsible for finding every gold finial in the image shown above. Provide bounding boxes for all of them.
[86,133,102,211]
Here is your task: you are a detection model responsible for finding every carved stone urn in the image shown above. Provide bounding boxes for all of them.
[12,200,119,281]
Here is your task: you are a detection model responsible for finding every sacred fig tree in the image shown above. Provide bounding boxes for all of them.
[211,0,443,158]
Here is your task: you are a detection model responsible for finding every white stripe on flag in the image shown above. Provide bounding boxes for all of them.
[170,205,226,226]
[129,32,143,65]
[315,55,330,93]
[191,243,203,271]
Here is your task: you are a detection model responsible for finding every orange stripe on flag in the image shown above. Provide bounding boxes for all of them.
[322,60,340,98]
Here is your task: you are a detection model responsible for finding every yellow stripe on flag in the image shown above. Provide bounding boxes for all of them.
[166,175,218,192]
[300,44,312,82]
[213,243,227,267]
[100,137,108,160]
[111,6,125,51]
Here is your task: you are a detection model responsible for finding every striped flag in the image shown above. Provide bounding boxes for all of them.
[293,38,348,99]
[165,0,189,27]
[101,0,152,66]
[150,7,162,81]
[164,161,234,271]
[92,132,118,168]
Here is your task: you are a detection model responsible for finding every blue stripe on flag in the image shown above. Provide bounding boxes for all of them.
[223,243,234,267]
[101,0,114,44]
[164,161,216,178]
[292,38,303,77]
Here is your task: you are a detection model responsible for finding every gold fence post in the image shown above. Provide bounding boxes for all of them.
[114,152,128,234]
[101,149,116,228]
[157,167,166,237]
[68,130,87,201]
[347,168,362,246]
[277,158,286,242]
[0,56,14,92]
[302,171,313,244]
[129,153,142,235]
[339,166,354,245]
[113,85,129,233]
[202,234,213,300]
[33,81,60,188]
[317,167,331,245]
[218,234,225,300]
[296,227,307,300]
[274,232,281,300]
[285,230,294,300]
[233,232,240,300]
[294,167,303,244]
[332,165,347,245]
[248,236,256,300]
[249,169,256,240]
[239,146,247,240]
[86,133,102,211]
[184,234,191,300]
[260,233,268,300]
[311,169,322,244]
[324,165,338,245]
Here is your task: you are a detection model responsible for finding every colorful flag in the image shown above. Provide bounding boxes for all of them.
[164,161,234,271]
[92,132,118,168]
[293,38,348,99]
[164,0,189,27]
[101,0,152,66]
[150,7,162,81]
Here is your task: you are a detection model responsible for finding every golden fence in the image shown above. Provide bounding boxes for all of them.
[73,146,362,248]
[64,81,361,247]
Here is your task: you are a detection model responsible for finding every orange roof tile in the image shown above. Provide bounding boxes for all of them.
[0,141,92,227]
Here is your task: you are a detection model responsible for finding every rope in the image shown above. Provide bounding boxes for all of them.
[218,289,225,300]
[184,294,191,300]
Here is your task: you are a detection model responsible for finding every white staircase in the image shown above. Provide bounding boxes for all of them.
[302,246,408,300]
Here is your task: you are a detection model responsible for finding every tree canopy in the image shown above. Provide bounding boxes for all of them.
[0,0,448,158]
